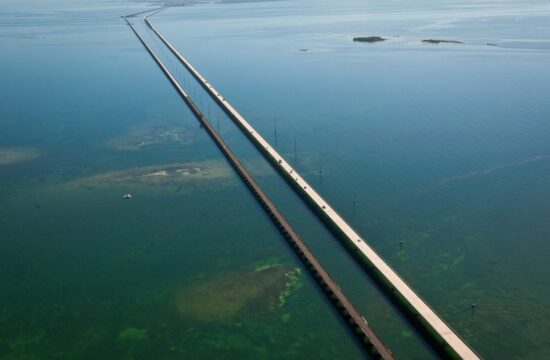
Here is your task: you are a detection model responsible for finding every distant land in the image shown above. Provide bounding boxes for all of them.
[353,36,386,43]
[421,39,464,44]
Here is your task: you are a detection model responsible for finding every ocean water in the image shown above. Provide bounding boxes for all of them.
[0,1,365,358]
[1,0,550,358]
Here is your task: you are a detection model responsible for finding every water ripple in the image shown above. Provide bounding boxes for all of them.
[441,154,550,185]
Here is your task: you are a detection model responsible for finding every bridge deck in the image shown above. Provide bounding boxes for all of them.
[144,15,480,360]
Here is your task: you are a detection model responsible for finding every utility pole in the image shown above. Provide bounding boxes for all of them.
[294,136,297,163]
[352,191,357,218]
[274,118,278,145]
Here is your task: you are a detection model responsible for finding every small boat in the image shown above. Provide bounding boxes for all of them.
[123,193,132,199]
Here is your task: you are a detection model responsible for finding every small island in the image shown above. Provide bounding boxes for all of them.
[353,36,386,43]
[421,39,464,44]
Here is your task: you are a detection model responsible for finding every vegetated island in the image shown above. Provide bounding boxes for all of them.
[422,39,464,44]
[353,36,386,43]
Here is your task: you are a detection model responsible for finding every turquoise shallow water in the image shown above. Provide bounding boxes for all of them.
[1,0,550,358]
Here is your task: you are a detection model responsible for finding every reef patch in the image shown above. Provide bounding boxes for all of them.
[0,147,40,165]
[62,160,233,192]
[175,266,299,322]
[107,122,192,151]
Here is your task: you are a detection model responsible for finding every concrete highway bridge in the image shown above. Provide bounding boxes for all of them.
[124,9,481,359]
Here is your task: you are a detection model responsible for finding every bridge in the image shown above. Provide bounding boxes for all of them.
[126,9,481,359]
[124,14,394,360]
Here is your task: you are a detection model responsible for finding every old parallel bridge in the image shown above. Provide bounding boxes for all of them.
[124,13,394,360]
